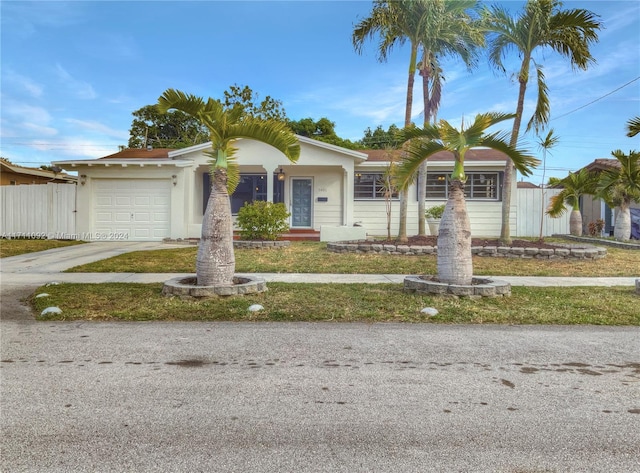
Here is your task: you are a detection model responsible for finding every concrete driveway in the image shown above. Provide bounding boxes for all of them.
[1,242,639,472]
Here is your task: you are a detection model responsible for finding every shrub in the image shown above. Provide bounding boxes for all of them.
[588,219,605,237]
[236,201,290,241]
[425,204,446,219]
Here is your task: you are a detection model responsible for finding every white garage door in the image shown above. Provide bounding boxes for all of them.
[93,179,171,241]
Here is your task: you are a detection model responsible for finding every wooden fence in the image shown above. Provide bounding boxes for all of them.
[1,183,77,239]
[516,187,570,237]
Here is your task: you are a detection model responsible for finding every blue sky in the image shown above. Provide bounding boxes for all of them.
[1,0,639,183]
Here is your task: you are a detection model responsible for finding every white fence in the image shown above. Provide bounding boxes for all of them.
[516,187,570,237]
[1,183,77,238]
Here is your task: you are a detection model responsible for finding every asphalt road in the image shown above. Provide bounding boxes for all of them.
[2,300,639,473]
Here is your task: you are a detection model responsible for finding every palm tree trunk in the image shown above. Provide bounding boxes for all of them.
[569,209,583,236]
[196,167,235,286]
[417,58,431,236]
[417,162,427,235]
[398,42,419,243]
[613,202,631,241]
[437,180,472,285]
[500,61,529,246]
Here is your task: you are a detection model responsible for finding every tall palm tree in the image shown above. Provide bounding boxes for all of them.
[397,113,538,285]
[483,0,602,245]
[415,0,484,235]
[353,0,430,242]
[596,150,640,241]
[157,89,300,287]
[546,169,598,236]
[536,129,559,240]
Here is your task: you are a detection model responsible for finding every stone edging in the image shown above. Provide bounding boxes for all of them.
[162,276,267,298]
[163,238,290,249]
[552,234,640,250]
[404,276,511,298]
[327,240,607,260]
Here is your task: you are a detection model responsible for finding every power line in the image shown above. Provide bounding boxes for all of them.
[551,76,640,121]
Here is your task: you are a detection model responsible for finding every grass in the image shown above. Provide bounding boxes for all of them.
[0,239,85,258]
[30,283,640,324]
[65,241,640,277]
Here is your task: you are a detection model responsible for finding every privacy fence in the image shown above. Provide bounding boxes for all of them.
[516,187,570,237]
[1,183,77,239]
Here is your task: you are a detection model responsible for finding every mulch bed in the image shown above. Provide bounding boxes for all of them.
[377,235,560,249]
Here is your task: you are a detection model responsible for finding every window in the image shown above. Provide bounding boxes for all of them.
[354,172,398,199]
[203,173,268,214]
[424,172,501,200]
[231,174,267,214]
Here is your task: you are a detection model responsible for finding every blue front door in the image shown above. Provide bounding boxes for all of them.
[291,178,312,228]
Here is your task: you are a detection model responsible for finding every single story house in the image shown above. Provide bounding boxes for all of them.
[53,136,520,241]
[1,160,76,186]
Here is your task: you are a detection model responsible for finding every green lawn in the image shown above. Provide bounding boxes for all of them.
[31,283,639,324]
[0,239,85,258]
[64,241,640,277]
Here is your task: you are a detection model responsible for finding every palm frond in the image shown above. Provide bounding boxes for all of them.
[395,139,446,190]
[626,116,640,138]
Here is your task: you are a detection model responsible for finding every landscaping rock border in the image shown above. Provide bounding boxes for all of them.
[326,240,607,260]
[404,275,511,298]
[162,276,267,299]
[163,238,290,249]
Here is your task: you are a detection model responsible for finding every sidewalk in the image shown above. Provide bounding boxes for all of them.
[1,241,636,288]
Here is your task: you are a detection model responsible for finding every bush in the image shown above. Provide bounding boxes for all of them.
[236,201,290,241]
[425,204,445,219]
[588,219,605,237]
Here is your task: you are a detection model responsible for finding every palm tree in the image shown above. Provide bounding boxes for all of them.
[483,0,602,245]
[157,89,300,287]
[353,0,430,242]
[627,116,640,138]
[536,129,559,240]
[596,150,640,241]
[397,113,538,285]
[415,0,484,235]
[546,169,598,236]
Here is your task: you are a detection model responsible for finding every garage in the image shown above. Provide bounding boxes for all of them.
[93,179,171,241]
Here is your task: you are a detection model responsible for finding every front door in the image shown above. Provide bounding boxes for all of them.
[291,178,312,228]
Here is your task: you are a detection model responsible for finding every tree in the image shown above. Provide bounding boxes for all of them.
[360,124,403,149]
[127,105,209,149]
[536,129,559,240]
[414,0,484,235]
[223,84,288,122]
[396,113,537,285]
[353,0,432,242]
[546,169,598,236]
[596,150,640,241]
[483,0,602,245]
[287,117,360,150]
[627,116,640,138]
[157,89,300,287]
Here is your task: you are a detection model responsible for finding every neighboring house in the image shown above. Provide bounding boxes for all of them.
[0,160,76,185]
[53,137,521,241]
[579,158,640,238]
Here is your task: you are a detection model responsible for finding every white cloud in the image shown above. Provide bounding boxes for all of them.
[55,64,97,100]
[22,123,58,137]
[29,137,121,159]
[65,119,129,140]
[3,70,44,98]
